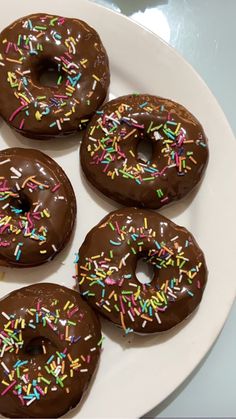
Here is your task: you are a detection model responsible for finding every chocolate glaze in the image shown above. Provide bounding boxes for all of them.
[0,148,76,267]
[80,94,209,209]
[0,283,101,418]
[0,14,110,139]
[77,208,207,334]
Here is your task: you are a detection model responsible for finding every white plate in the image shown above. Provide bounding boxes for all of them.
[0,1,236,418]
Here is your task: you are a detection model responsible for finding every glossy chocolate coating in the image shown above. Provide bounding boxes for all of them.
[81,94,209,208]
[0,148,76,267]
[77,208,207,334]
[0,283,101,418]
[0,14,110,139]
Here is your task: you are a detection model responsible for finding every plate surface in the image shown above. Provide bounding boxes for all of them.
[0,1,236,417]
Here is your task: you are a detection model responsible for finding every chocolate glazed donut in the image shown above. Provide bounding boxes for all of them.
[77,208,208,334]
[80,94,209,208]
[0,283,102,418]
[0,13,110,139]
[0,148,76,267]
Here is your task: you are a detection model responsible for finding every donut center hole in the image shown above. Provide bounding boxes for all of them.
[137,138,153,163]
[25,337,52,356]
[9,192,31,214]
[37,58,63,88]
[136,257,155,284]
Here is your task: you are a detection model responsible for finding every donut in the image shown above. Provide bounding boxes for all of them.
[77,208,207,334]
[80,94,209,208]
[0,283,101,418]
[0,147,76,267]
[0,13,110,139]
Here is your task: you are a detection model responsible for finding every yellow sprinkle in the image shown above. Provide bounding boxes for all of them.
[92,74,100,81]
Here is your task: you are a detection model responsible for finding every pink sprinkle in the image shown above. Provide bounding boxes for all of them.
[19,118,25,130]
[131,295,137,307]
[67,307,79,318]
[105,277,116,285]
[36,386,45,396]
[18,395,25,406]
[119,296,125,314]
[114,223,121,235]
[54,95,68,99]
[5,42,11,54]
[197,280,201,289]
[51,184,61,193]
[175,152,179,165]
[0,241,11,247]
[1,380,16,396]
[27,213,33,229]
[86,355,91,363]
[9,103,27,122]
[161,197,169,203]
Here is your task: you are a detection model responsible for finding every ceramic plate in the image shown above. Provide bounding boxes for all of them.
[0,0,236,417]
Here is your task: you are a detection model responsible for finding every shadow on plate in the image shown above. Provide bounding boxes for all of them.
[141,331,221,418]
[0,118,81,158]
[1,218,77,285]
[111,0,168,15]
[100,308,199,349]
[80,162,202,221]
[62,356,101,418]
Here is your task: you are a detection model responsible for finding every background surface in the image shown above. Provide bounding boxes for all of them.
[91,1,236,417]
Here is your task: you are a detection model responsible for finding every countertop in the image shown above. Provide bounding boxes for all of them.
[92,0,236,417]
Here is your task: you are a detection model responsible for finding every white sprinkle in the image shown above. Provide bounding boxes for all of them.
[84,334,92,341]
[170,235,179,241]
[128,282,138,288]
[92,80,97,90]
[127,310,135,322]
[142,320,147,328]
[1,362,9,373]
[15,182,20,191]
[26,397,36,406]
[0,344,6,358]
[90,347,96,352]
[1,203,9,210]
[155,312,162,324]
[154,131,163,140]
[52,244,57,252]
[57,196,65,200]
[1,312,10,320]
[10,167,22,178]
[14,244,20,256]
[80,369,88,372]
[33,204,41,213]
[0,159,10,165]
[56,119,62,130]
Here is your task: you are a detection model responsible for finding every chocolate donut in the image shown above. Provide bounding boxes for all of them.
[77,208,207,334]
[0,283,101,418]
[80,94,209,208]
[0,13,110,139]
[0,148,76,267]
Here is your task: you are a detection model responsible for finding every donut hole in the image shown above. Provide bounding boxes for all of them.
[9,192,31,214]
[136,257,155,284]
[36,58,64,88]
[136,137,153,163]
[24,337,52,356]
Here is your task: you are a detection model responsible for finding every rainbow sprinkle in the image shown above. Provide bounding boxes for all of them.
[0,14,107,134]
[78,214,205,333]
[0,297,100,407]
[83,96,208,206]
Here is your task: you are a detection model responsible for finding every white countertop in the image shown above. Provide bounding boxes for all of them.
[92,0,236,417]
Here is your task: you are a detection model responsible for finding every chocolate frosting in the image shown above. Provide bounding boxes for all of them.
[0,148,76,267]
[0,14,110,139]
[77,208,208,334]
[80,94,209,208]
[0,283,101,418]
